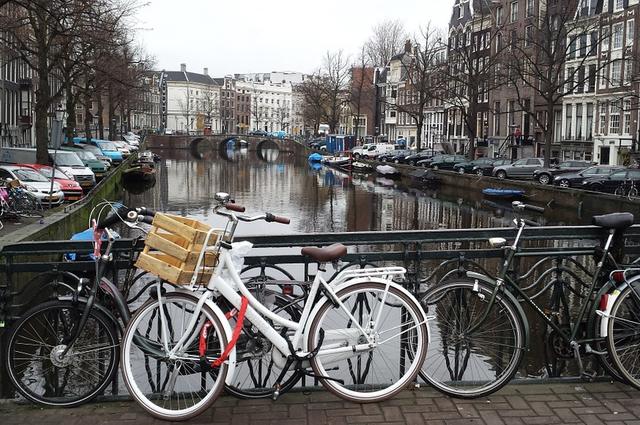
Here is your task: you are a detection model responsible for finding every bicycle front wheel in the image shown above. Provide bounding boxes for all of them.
[4,300,119,407]
[419,279,525,398]
[308,281,428,403]
[607,285,640,389]
[120,292,228,421]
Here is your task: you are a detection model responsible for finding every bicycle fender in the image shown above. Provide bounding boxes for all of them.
[303,277,429,349]
[466,271,530,350]
[165,290,236,386]
[598,274,640,337]
[57,295,123,333]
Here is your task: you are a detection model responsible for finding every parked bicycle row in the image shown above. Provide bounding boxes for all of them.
[3,196,640,421]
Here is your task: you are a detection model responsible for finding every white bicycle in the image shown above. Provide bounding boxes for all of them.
[119,193,429,421]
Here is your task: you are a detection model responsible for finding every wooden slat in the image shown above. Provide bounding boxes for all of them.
[145,232,189,262]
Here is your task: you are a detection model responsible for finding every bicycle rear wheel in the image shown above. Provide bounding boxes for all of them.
[225,291,303,399]
[308,281,428,403]
[606,285,640,389]
[120,292,228,421]
[4,300,119,407]
[419,279,525,398]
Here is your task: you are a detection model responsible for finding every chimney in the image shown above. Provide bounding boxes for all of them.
[404,40,412,53]
[180,63,186,72]
[203,67,209,75]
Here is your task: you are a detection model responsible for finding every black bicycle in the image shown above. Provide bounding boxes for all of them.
[419,202,634,398]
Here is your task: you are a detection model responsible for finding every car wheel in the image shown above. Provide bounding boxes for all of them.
[496,170,507,180]
[354,153,360,159]
[410,160,417,166]
[475,169,484,176]
[538,174,550,185]
[559,179,570,188]
[457,168,465,175]
[432,165,439,171]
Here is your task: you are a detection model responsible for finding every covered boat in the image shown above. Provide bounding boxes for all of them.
[482,188,526,198]
[308,152,323,162]
[376,164,400,177]
[351,161,372,172]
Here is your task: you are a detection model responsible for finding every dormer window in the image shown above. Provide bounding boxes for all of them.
[614,0,624,12]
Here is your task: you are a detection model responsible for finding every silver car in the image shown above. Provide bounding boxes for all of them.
[493,158,545,179]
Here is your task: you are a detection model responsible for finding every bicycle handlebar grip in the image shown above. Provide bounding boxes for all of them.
[265,212,290,224]
[225,203,246,213]
[96,208,128,229]
[524,204,545,214]
[140,215,155,225]
[138,207,156,217]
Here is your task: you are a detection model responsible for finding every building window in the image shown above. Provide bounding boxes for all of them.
[611,60,622,86]
[602,26,610,52]
[613,23,623,49]
[496,6,503,24]
[627,20,634,46]
[510,1,518,23]
[554,110,562,142]
[624,59,632,84]
[624,99,631,134]
[565,104,573,139]
[615,0,624,11]
[588,64,596,92]
[526,0,534,16]
[586,103,594,141]
[610,101,620,134]
[525,25,533,46]
[576,104,583,140]
[494,101,501,136]
[599,103,607,134]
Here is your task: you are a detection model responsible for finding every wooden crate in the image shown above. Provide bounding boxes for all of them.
[135,213,220,285]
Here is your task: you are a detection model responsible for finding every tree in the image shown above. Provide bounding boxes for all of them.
[349,47,375,140]
[321,50,351,133]
[178,86,194,134]
[298,75,326,135]
[201,89,220,133]
[507,1,613,167]
[440,3,506,159]
[365,19,407,67]
[390,25,446,151]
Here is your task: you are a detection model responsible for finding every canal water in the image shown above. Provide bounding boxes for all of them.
[124,144,604,382]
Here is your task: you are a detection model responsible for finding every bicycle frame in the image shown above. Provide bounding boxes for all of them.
[467,219,618,349]
[157,244,415,379]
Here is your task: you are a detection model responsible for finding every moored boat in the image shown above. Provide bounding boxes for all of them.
[482,188,526,198]
[376,164,400,177]
[351,161,372,172]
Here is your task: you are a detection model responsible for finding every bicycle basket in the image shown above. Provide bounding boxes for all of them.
[135,213,221,285]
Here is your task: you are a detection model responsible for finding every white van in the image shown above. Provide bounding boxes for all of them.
[0,147,96,188]
[363,144,396,159]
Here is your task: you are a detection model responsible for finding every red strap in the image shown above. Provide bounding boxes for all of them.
[198,321,212,358]
[211,296,248,368]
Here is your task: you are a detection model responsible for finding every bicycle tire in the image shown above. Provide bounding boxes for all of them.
[606,284,640,389]
[224,291,303,399]
[614,186,625,197]
[308,281,428,403]
[12,191,43,218]
[628,187,638,201]
[4,300,119,407]
[419,279,525,398]
[120,292,228,421]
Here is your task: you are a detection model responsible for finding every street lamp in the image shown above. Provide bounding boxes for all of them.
[49,104,64,208]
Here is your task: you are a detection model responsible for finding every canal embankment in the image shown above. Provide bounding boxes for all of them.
[0,155,133,248]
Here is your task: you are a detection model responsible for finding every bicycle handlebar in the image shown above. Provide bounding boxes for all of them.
[511,201,545,214]
[225,203,246,213]
[96,206,156,229]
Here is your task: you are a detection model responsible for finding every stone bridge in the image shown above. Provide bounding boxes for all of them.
[145,134,298,153]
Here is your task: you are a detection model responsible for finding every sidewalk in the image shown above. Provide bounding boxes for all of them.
[1,381,639,425]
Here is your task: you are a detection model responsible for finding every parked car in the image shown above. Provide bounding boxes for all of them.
[68,144,112,169]
[351,144,375,158]
[493,158,545,179]
[404,150,439,166]
[0,165,64,206]
[164,129,174,135]
[73,138,123,164]
[249,130,269,137]
[112,140,132,158]
[17,163,83,201]
[473,158,512,176]
[532,160,593,185]
[428,154,467,171]
[380,149,412,163]
[453,158,495,174]
[417,154,447,168]
[582,168,640,193]
[553,165,625,188]
[59,146,109,178]
[362,144,396,159]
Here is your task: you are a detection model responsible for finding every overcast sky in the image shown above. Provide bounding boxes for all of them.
[136,0,453,77]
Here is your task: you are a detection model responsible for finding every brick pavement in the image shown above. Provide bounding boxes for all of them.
[1,381,640,425]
